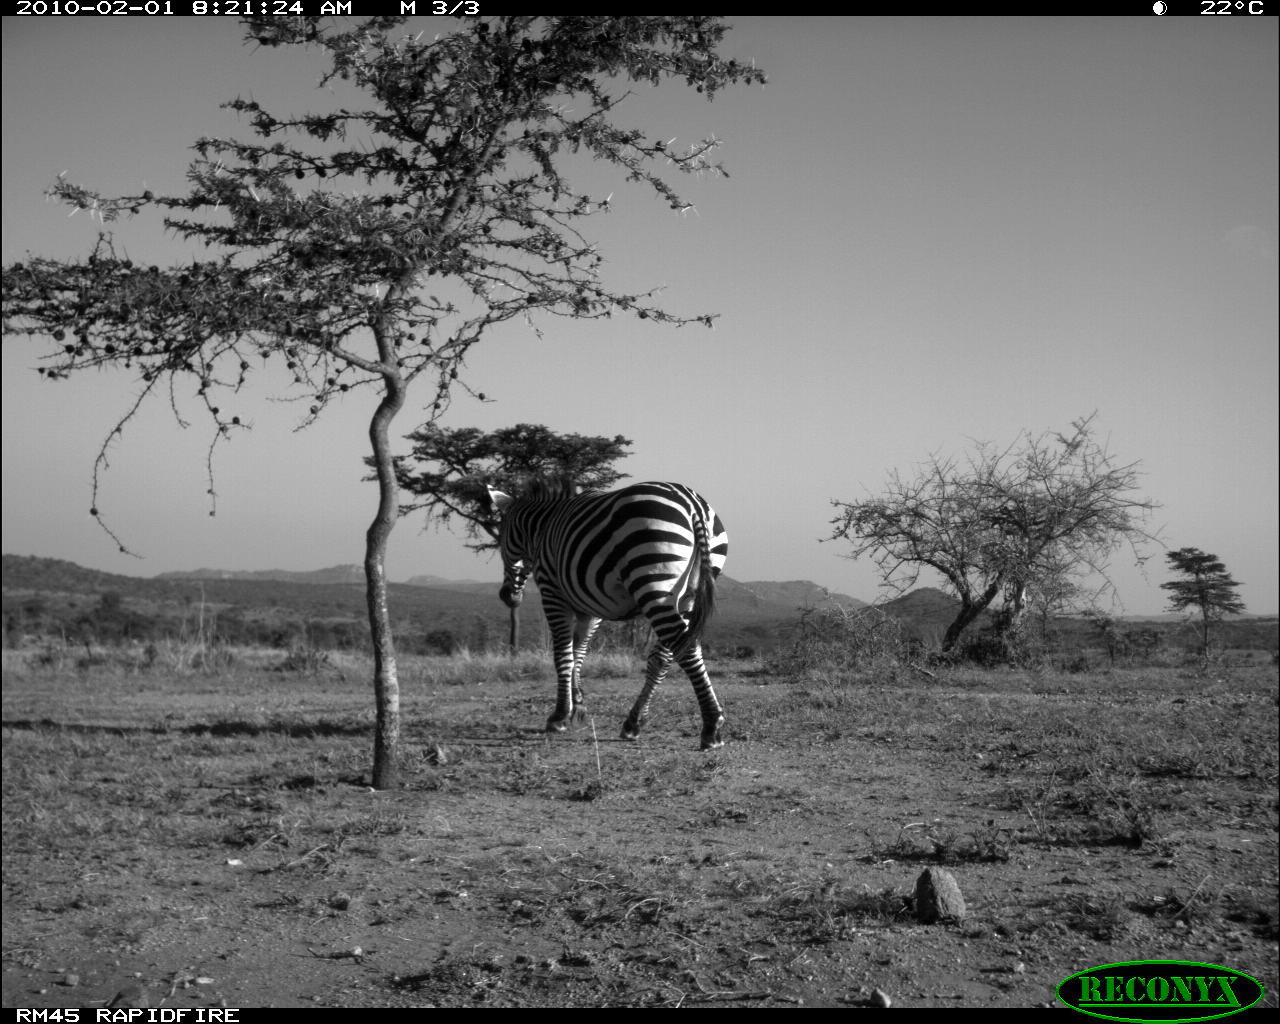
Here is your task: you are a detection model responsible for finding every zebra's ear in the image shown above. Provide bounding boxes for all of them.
[486,486,514,514]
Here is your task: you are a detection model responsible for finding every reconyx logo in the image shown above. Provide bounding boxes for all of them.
[1058,960,1264,1022]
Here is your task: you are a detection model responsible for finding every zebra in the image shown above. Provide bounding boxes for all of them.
[485,478,729,750]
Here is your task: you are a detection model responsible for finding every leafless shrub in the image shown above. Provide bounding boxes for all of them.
[771,604,923,683]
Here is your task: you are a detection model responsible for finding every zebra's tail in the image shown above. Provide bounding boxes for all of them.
[673,512,717,657]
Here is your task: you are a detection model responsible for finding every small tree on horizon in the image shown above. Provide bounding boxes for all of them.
[829,415,1159,657]
[1160,547,1246,658]
[394,422,633,650]
[0,15,764,788]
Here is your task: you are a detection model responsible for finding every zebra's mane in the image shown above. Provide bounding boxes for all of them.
[521,475,595,503]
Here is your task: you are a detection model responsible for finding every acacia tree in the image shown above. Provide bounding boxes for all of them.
[0,16,764,788]
[394,422,632,650]
[1160,547,1245,657]
[830,416,1158,655]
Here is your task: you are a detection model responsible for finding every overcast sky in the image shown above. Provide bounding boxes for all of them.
[3,16,1276,615]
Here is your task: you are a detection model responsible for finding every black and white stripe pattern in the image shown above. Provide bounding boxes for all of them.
[487,479,728,749]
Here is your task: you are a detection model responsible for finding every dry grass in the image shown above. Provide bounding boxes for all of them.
[3,648,1276,1008]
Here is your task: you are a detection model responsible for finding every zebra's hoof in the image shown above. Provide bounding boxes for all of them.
[699,717,726,750]
[545,718,569,734]
[619,723,640,741]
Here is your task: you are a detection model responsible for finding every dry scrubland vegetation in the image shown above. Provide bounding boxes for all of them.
[2,641,1277,1009]
[5,553,1278,668]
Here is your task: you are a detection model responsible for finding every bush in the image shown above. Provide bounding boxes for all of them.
[952,628,1040,669]
[771,605,915,682]
[424,629,461,656]
[274,645,332,673]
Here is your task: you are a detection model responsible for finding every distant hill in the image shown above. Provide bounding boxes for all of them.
[3,554,508,654]
[406,575,867,611]
[881,586,959,624]
[880,586,956,616]
[157,565,367,586]
[734,580,865,611]
[3,555,148,595]
[147,561,865,621]
[9,555,1272,655]
[405,574,493,595]
[2,554,864,654]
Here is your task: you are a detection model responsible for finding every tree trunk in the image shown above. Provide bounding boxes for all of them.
[997,580,1030,659]
[1004,581,1029,634]
[366,367,408,790]
[941,604,981,652]
[941,580,1002,652]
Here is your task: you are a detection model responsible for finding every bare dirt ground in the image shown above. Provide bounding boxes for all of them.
[3,652,1277,1009]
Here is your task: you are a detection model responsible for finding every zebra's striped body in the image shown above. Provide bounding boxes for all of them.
[487,479,728,750]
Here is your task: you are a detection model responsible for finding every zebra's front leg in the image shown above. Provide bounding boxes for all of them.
[621,645,673,741]
[545,612,579,733]
[677,641,725,750]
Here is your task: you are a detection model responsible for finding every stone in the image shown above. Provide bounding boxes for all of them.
[914,867,966,923]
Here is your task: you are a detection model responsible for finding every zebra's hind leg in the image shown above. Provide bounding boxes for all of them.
[567,614,600,726]
[547,613,599,732]
[677,642,725,750]
[620,645,673,741]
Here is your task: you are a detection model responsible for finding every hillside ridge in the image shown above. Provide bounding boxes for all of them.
[8,556,868,612]
[7,557,1275,636]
